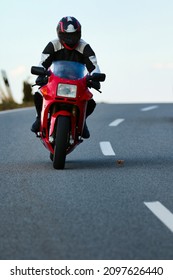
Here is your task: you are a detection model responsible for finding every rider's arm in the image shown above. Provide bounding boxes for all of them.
[39,41,55,69]
[83,44,101,74]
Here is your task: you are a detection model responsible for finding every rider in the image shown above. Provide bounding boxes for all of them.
[31,16,101,138]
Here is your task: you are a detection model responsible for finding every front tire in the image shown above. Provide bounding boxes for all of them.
[53,116,70,169]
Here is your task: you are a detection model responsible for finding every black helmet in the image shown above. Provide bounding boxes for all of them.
[57,16,81,50]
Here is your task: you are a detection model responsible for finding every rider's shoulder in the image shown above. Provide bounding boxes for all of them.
[50,39,63,51]
[76,39,89,53]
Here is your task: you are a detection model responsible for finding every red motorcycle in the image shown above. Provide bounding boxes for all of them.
[31,61,105,169]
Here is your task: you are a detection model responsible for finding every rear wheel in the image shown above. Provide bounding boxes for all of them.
[53,116,70,169]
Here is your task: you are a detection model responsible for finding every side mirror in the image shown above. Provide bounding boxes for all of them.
[90,73,106,82]
[31,66,51,76]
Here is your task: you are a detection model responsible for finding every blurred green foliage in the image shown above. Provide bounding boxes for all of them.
[0,79,34,111]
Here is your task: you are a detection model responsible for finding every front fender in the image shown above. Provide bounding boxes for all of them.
[49,110,71,136]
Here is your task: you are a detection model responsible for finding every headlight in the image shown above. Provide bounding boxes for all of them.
[57,83,77,98]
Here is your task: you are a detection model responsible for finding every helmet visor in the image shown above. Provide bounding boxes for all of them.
[59,32,81,47]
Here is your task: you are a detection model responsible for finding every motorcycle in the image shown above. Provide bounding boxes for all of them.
[31,61,106,169]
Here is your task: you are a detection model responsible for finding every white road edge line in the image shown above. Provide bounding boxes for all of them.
[141,105,158,112]
[100,141,115,156]
[0,107,34,115]
[109,118,125,127]
[144,201,173,232]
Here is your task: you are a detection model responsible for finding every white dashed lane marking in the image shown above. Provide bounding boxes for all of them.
[102,104,158,157]
[100,141,116,156]
[109,118,125,127]
[144,201,173,233]
[100,119,124,156]
[140,105,158,112]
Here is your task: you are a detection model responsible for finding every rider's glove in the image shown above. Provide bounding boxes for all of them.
[87,80,101,90]
[36,75,48,86]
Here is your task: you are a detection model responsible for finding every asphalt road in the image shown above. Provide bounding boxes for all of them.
[0,103,173,260]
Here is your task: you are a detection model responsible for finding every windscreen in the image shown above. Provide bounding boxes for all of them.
[50,61,87,80]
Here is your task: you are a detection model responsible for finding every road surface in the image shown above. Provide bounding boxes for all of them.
[0,103,173,260]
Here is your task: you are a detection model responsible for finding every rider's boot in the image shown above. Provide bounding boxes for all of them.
[82,122,90,139]
[31,116,41,133]
[31,92,43,133]
[81,99,96,139]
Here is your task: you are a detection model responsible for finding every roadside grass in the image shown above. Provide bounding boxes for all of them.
[0,101,34,111]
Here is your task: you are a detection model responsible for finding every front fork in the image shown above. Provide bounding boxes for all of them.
[49,109,78,144]
[41,101,87,150]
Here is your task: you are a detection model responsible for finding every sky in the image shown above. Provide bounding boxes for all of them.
[0,0,173,104]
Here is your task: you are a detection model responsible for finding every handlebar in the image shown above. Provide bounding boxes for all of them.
[31,66,51,76]
[31,65,106,92]
[87,73,106,82]
[86,73,106,92]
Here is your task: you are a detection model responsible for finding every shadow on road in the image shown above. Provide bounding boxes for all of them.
[1,155,173,174]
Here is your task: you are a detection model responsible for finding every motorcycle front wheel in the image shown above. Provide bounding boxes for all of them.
[53,116,70,169]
